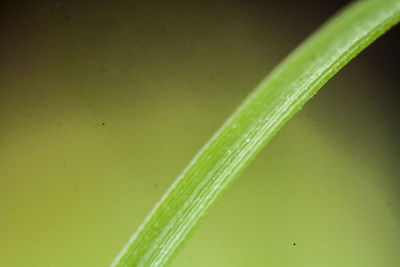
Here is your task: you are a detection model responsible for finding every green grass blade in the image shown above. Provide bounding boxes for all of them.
[112,0,400,266]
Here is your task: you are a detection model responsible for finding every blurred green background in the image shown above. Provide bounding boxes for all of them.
[1,0,399,266]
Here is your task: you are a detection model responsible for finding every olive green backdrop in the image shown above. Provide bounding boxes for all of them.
[1,0,399,266]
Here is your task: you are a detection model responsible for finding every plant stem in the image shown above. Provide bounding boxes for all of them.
[112,0,400,266]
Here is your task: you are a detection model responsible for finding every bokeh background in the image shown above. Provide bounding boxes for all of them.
[1,0,399,266]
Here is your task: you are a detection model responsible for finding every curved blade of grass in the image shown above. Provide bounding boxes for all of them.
[112,0,400,266]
